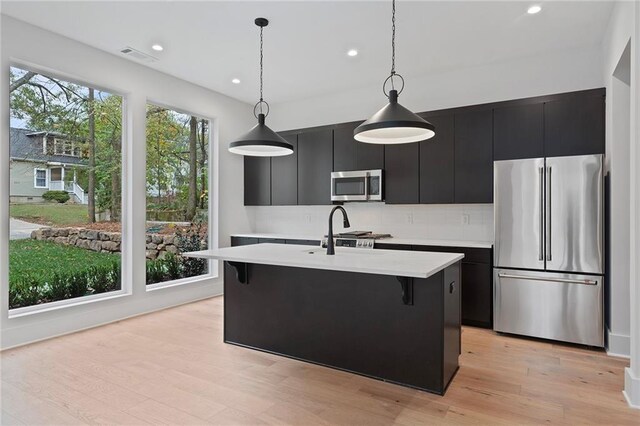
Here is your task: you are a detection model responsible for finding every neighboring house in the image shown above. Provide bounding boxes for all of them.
[10,127,89,204]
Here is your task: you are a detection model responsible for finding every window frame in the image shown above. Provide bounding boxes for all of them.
[33,167,48,188]
[8,62,130,316]
[144,101,217,291]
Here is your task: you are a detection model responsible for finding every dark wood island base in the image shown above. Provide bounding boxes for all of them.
[223,261,461,395]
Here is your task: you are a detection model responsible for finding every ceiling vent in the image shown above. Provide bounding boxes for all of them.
[120,47,157,63]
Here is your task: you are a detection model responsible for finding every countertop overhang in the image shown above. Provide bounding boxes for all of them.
[185,243,464,279]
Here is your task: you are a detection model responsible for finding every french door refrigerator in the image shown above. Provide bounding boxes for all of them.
[493,154,604,347]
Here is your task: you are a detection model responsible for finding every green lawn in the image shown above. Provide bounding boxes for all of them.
[9,239,120,283]
[10,203,89,226]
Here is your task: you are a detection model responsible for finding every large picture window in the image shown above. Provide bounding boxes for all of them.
[9,66,123,310]
[145,104,209,286]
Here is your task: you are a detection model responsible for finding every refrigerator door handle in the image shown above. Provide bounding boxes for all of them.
[497,272,597,285]
[546,166,552,261]
[539,167,544,261]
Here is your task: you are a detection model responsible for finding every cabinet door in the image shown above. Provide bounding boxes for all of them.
[454,109,493,203]
[420,113,454,204]
[272,134,298,205]
[544,94,605,157]
[493,103,544,160]
[244,157,271,206]
[461,263,492,327]
[334,122,384,171]
[384,143,419,204]
[231,237,259,246]
[298,129,333,205]
[333,123,357,171]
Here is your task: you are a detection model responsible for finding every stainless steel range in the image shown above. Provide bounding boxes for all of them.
[321,231,392,249]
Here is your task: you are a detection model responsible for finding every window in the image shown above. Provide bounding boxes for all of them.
[145,104,210,286]
[34,168,47,188]
[52,137,81,157]
[9,65,123,311]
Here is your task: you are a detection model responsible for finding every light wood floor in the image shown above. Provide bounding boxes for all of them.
[1,296,637,425]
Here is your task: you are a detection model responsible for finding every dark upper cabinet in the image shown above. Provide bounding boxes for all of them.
[244,157,271,206]
[544,94,605,157]
[493,103,544,161]
[454,109,493,203]
[333,122,384,171]
[298,129,333,205]
[419,113,454,204]
[271,134,298,205]
[384,142,420,204]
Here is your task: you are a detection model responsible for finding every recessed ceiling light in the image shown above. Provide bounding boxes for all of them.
[527,5,542,14]
[151,44,164,52]
[347,49,358,57]
[232,78,241,84]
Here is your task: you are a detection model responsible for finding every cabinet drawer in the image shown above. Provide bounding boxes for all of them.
[285,239,321,246]
[258,238,286,244]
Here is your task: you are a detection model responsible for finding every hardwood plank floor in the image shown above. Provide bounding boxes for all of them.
[1,296,637,425]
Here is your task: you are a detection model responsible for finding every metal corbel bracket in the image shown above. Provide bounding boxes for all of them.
[396,276,414,305]
[227,261,248,284]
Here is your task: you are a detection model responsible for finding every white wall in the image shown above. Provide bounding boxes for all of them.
[268,45,604,131]
[0,15,254,350]
[248,46,604,243]
[602,0,635,358]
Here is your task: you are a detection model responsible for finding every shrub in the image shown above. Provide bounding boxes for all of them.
[90,265,112,294]
[67,272,89,298]
[42,190,70,203]
[11,276,41,308]
[46,272,68,301]
[176,222,207,278]
[146,260,166,285]
[164,253,182,281]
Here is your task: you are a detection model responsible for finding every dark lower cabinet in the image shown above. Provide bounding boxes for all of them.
[285,239,321,246]
[460,262,492,327]
[544,92,605,157]
[385,143,420,204]
[298,129,333,205]
[420,113,455,204]
[271,134,298,205]
[454,109,493,203]
[230,237,259,246]
[244,157,271,206]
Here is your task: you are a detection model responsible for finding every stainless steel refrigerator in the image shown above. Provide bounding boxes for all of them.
[493,154,604,347]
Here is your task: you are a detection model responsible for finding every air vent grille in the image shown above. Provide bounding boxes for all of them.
[120,46,157,63]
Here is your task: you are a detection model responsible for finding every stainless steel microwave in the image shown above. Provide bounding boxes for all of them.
[330,170,383,202]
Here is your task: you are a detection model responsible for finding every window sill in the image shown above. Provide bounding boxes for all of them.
[8,289,131,319]
[146,273,219,292]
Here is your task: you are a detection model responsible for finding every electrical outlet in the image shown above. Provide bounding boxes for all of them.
[461,214,470,225]
[406,213,414,224]
[304,214,312,223]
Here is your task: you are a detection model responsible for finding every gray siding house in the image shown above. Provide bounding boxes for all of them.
[10,127,88,204]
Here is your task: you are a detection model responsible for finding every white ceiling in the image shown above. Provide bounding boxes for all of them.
[2,1,613,105]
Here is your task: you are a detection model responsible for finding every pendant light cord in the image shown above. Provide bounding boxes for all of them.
[254,21,270,119]
[259,25,264,103]
[391,0,395,79]
[382,0,404,97]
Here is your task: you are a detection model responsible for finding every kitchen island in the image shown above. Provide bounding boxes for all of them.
[186,243,464,395]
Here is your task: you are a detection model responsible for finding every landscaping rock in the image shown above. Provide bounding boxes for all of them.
[102,241,120,252]
[89,240,103,252]
[146,249,158,260]
[151,234,163,244]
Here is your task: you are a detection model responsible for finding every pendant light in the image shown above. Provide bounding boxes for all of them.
[229,18,294,157]
[354,0,435,144]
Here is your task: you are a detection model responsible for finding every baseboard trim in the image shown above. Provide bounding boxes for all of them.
[606,328,631,358]
[624,368,640,409]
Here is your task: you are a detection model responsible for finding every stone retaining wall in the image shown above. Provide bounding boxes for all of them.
[31,227,181,260]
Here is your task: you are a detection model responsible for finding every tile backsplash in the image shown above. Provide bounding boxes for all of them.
[247,203,494,242]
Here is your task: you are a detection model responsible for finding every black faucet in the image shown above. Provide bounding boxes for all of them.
[326,206,351,255]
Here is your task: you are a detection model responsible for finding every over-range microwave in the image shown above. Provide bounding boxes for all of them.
[330,169,383,202]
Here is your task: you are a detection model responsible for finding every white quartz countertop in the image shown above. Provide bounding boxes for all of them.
[231,233,492,249]
[186,243,464,279]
